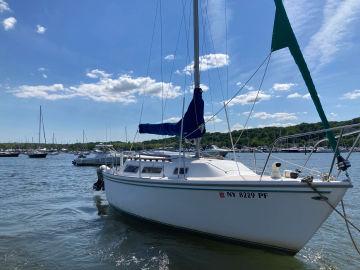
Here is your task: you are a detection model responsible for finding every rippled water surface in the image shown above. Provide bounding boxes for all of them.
[0,153,359,269]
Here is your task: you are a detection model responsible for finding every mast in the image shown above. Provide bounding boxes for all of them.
[125,126,128,143]
[82,129,85,144]
[193,0,200,88]
[193,0,201,157]
[38,106,42,145]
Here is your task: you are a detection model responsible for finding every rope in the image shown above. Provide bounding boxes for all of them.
[341,200,360,256]
[303,178,360,256]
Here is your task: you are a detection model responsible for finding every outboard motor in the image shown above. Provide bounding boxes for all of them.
[93,165,109,191]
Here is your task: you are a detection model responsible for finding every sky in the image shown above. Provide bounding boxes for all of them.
[0,0,359,144]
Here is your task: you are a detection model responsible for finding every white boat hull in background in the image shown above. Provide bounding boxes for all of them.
[104,173,350,254]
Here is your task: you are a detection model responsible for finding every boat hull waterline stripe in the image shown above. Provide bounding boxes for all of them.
[105,175,333,194]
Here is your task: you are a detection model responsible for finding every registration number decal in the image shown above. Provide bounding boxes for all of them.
[219,191,268,199]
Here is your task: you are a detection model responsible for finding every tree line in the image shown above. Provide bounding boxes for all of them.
[1,117,359,151]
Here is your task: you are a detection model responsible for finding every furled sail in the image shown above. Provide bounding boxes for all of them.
[139,87,205,139]
[271,0,338,152]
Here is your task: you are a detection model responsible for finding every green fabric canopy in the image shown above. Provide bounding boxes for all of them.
[271,0,338,152]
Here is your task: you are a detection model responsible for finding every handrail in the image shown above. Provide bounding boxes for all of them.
[303,129,360,169]
[260,123,360,180]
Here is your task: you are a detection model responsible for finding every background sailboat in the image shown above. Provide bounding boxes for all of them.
[28,106,48,158]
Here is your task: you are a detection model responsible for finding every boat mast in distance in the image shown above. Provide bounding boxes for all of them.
[28,105,48,158]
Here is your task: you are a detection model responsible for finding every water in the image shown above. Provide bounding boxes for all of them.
[0,153,359,269]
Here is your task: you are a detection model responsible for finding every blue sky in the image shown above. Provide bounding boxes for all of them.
[0,0,359,143]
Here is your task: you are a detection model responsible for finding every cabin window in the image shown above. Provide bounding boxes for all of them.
[124,165,139,173]
[142,167,162,174]
[173,168,188,175]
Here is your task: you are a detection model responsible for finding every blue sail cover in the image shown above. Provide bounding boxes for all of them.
[139,87,205,139]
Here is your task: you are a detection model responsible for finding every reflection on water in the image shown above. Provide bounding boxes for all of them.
[94,195,108,216]
[0,153,359,269]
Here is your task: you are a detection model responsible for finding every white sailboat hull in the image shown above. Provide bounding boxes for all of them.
[103,173,350,254]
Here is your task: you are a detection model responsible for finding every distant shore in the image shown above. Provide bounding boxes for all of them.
[1,117,359,151]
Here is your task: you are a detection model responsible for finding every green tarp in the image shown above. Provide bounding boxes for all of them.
[271,0,338,152]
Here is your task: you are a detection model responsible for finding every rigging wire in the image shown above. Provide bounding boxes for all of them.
[203,0,226,103]
[180,0,193,153]
[224,0,229,100]
[183,52,272,140]
[130,0,160,151]
[177,0,192,170]
[341,200,360,256]
[159,0,167,176]
[162,0,186,117]
[200,3,216,144]
[202,0,239,164]
[303,180,360,256]
[218,0,239,173]
[234,53,272,146]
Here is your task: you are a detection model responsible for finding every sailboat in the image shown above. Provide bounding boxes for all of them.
[28,106,48,158]
[103,0,356,254]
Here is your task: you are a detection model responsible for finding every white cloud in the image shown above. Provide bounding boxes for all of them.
[0,0,10,12]
[287,92,311,100]
[341,89,360,100]
[329,112,338,119]
[38,67,46,72]
[283,0,320,36]
[251,112,298,122]
[36,24,46,34]
[164,54,175,61]
[258,122,296,128]
[2,17,16,31]
[272,83,296,91]
[206,0,232,51]
[236,82,254,91]
[12,72,182,103]
[42,74,48,79]
[187,83,209,93]
[287,92,302,99]
[305,0,360,68]
[162,115,222,124]
[13,84,74,101]
[86,69,111,79]
[204,115,222,123]
[183,53,229,75]
[232,123,244,131]
[227,91,271,106]
[163,117,181,123]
